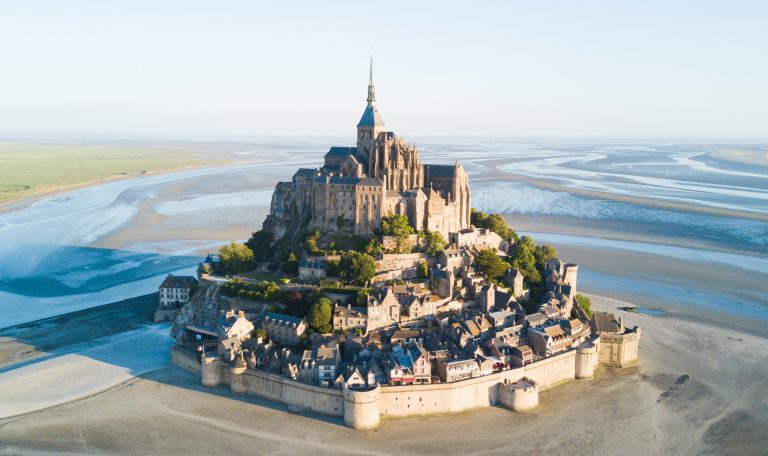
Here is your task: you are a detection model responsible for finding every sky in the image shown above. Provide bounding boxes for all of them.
[0,0,767,139]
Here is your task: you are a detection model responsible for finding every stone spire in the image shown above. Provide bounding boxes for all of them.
[367,55,376,103]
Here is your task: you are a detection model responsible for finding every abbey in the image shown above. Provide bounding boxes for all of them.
[263,62,471,241]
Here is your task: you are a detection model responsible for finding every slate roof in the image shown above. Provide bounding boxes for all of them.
[325,146,356,157]
[592,311,623,334]
[264,312,304,327]
[356,177,384,186]
[294,168,318,178]
[425,164,456,179]
[160,274,197,289]
[357,103,385,126]
[329,176,361,185]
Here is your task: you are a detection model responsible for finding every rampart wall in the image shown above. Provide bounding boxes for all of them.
[171,336,611,429]
[171,345,202,375]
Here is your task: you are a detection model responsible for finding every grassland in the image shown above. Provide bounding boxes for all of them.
[0,141,212,206]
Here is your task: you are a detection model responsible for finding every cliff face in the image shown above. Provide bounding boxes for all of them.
[171,279,225,341]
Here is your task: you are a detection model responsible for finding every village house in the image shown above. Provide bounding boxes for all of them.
[365,288,401,331]
[438,357,479,383]
[218,310,254,341]
[333,304,368,333]
[155,274,197,322]
[262,312,307,346]
[298,259,327,282]
[528,325,572,357]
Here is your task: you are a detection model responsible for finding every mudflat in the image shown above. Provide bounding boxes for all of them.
[1,295,765,455]
[0,141,218,208]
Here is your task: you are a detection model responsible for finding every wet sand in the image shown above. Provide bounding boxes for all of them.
[1,295,765,455]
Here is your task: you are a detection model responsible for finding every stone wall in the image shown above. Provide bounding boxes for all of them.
[171,345,202,375]
[172,337,613,429]
[377,349,578,418]
[235,368,345,417]
[375,253,437,281]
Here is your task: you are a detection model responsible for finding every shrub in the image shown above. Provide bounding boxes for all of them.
[576,294,593,318]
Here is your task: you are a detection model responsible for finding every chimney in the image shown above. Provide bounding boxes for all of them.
[238,310,245,318]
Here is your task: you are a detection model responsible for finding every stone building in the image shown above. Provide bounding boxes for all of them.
[262,312,307,346]
[590,311,641,368]
[333,304,368,333]
[155,274,197,322]
[263,60,471,241]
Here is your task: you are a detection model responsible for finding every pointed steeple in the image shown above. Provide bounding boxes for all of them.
[358,55,385,128]
[367,54,376,103]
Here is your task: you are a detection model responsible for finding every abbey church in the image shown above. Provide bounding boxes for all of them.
[263,62,471,241]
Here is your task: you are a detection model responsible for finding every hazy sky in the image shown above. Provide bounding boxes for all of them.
[1,1,767,139]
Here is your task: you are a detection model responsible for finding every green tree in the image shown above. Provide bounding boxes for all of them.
[380,213,415,237]
[471,209,518,241]
[245,230,273,261]
[534,244,558,268]
[575,293,593,318]
[326,260,340,277]
[418,260,429,278]
[199,262,212,275]
[305,230,322,255]
[282,251,299,275]
[219,241,254,273]
[365,237,383,256]
[308,296,333,333]
[423,230,447,256]
[475,249,510,282]
[339,251,377,285]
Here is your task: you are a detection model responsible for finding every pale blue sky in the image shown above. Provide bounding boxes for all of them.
[1,0,766,138]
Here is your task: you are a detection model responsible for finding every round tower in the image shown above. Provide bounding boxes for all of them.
[230,352,248,393]
[576,340,598,379]
[201,354,223,388]
[498,378,539,412]
[343,384,381,430]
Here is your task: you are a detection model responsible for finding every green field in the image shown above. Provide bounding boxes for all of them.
[0,141,210,204]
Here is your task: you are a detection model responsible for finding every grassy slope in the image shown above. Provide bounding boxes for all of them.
[0,141,210,203]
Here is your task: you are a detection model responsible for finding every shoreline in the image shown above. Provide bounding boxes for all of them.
[0,161,228,215]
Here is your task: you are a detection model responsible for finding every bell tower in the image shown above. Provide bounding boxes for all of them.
[356,57,385,166]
